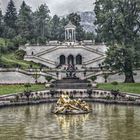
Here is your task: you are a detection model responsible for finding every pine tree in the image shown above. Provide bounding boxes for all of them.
[17,1,33,42]
[59,17,69,41]
[33,4,50,43]
[0,9,3,37]
[4,0,17,29]
[4,0,17,38]
[50,15,61,40]
[37,4,50,37]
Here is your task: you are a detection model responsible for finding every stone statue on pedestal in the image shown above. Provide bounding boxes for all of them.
[66,64,76,78]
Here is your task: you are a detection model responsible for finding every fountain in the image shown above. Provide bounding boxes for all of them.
[52,93,92,115]
[52,64,91,89]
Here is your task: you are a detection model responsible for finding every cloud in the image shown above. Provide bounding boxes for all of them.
[0,0,94,15]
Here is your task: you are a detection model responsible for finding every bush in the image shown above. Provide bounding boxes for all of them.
[111,81,118,86]
[90,76,97,82]
[87,89,92,98]
[46,76,53,82]
[50,84,54,88]
[88,83,92,87]
[111,89,119,100]
[15,50,26,60]
[38,37,47,45]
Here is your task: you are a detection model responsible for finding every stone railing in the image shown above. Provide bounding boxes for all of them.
[83,56,105,65]
[0,68,57,79]
[0,90,140,108]
[35,46,59,57]
[81,45,105,56]
[25,55,56,65]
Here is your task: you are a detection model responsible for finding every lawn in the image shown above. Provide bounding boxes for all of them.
[98,83,140,94]
[1,53,41,69]
[0,84,46,95]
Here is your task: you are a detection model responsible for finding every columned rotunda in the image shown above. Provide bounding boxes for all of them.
[65,21,76,42]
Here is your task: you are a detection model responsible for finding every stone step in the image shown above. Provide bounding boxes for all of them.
[53,83,90,89]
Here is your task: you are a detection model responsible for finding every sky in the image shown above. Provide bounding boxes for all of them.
[0,0,94,16]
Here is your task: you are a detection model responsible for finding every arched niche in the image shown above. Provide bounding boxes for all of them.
[60,55,66,65]
[68,55,74,65]
[76,54,82,65]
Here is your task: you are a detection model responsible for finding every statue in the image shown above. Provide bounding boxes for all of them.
[66,65,77,78]
[52,93,92,114]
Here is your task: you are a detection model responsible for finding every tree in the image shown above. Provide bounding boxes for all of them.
[17,1,33,42]
[50,15,61,40]
[4,0,17,29]
[4,0,17,38]
[68,13,85,41]
[94,0,140,83]
[49,16,69,41]
[0,46,2,66]
[0,9,3,37]
[84,32,95,41]
[59,17,69,41]
[33,4,50,41]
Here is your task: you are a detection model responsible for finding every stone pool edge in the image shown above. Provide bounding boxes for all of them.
[1,98,140,109]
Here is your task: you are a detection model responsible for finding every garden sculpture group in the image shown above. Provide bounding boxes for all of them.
[52,93,92,114]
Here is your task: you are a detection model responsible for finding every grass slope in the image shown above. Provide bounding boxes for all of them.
[1,53,41,69]
[98,83,140,94]
[0,84,46,95]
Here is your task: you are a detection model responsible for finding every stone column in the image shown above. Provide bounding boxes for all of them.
[66,29,68,41]
[74,56,76,65]
[73,29,75,41]
[72,30,74,41]
[65,30,66,40]
[68,29,70,41]
[65,57,68,65]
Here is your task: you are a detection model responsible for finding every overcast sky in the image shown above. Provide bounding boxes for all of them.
[0,0,94,16]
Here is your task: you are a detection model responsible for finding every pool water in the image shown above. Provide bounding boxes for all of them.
[0,103,140,140]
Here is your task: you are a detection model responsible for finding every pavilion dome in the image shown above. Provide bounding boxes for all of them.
[65,21,76,29]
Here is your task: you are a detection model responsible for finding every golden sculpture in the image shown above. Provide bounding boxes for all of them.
[52,93,92,114]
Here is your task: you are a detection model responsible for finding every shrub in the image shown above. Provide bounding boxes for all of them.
[45,76,53,82]
[15,50,26,60]
[111,81,119,91]
[111,81,118,86]
[87,89,92,98]
[38,37,47,45]
[90,76,97,82]
[50,84,54,88]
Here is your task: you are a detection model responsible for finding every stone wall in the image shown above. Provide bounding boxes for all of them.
[96,70,140,83]
[0,72,46,84]
[0,70,139,84]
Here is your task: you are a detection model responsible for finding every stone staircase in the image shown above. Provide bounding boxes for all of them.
[24,55,56,67]
[35,46,59,57]
[83,56,106,65]
[82,46,105,56]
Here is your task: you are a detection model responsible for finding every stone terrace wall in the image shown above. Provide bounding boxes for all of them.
[0,72,46,84]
